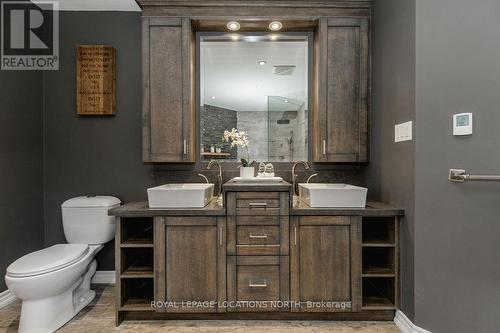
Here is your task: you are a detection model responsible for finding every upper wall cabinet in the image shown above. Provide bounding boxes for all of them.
[312,18,370,163]
[140,1,371,163]
[142,18,196,162]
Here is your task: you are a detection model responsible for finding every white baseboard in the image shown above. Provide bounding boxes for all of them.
[395,310,432,333]
[91,270,116,284]
[0,289,16,310]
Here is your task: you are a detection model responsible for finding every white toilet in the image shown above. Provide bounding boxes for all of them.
[4,196,120,333]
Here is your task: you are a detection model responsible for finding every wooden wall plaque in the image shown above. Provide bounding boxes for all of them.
[76,45,116,115]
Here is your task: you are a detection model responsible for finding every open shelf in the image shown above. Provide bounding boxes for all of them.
[361,217,398,311]
[120,217,153,248]
[121,278,154,311]
[122,266,154,278]
[362,217,395,246]
[362,247,395,276]
[362,277,395,310]
[121,248,154,278]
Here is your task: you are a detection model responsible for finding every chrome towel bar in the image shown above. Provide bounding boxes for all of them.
[449,169,500,182]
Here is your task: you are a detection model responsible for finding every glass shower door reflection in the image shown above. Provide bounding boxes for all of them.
[267,96,308,162]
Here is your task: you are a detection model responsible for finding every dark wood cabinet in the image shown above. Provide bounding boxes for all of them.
[112,199,402,323]
[142,17,196,162]
[142,13,371,164]
[312,18,370,162]
[290,216,362,312]
[154,216,226,313]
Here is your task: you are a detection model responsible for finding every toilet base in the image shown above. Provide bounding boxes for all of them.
[18,260,97,333]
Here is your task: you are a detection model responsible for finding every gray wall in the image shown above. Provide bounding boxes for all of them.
[414,0,500,332]
[367,0,416,321]
[0,71,44,291]
[42,11,151,270]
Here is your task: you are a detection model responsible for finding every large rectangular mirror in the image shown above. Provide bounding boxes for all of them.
[199,33,310,163]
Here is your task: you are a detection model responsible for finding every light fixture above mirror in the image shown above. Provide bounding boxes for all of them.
[269,21,283,31]
[226,21,241,31]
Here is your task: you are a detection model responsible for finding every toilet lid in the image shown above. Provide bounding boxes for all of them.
[6,244,89,278]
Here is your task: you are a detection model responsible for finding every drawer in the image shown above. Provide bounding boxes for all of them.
[237,226,280,245]
[236,225,280,255]
[227,256,289,312]
[227,215,289,256]
[236,192,280,215]
[226,191,290,216]
[236,215,280,226]
[237,265,280,301]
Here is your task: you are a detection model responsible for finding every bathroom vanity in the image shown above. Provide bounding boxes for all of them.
[113,0,404,325]
[109,182,403,324]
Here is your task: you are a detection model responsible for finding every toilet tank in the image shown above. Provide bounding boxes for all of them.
[61,196,121,245]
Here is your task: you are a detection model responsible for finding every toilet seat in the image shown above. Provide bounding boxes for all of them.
[6,244,89,278]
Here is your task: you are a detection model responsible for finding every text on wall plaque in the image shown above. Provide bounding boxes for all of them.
[76,45,116,115]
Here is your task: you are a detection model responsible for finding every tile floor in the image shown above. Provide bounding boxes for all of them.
[0,285,401,332]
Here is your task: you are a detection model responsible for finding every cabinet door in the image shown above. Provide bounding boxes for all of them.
[312,18,369,162]
[290,216,362,312]
[154,217,226,313]
[143,17,195,162]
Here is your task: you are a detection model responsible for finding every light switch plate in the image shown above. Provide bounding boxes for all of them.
[395,121,413,142]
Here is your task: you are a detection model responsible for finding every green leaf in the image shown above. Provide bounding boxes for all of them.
[240,158,248,167]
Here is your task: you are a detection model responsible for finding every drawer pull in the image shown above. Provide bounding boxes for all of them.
[248,280,268,288]
[249,234,268,239]
[248,202,268,208]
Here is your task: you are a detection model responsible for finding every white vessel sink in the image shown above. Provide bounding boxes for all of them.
[147,183,214,208]
[298,183,368,208]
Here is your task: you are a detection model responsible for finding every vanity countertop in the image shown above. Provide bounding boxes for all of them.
[109,199,403,218]
[291,200,404,217]
[108,199,225,217]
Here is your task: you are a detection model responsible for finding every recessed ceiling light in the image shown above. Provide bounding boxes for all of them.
[258,60,267,66]
[256,85,263,89]
[211,96,216,100]
[269,21,283,31]
[269,35,279,40]
[226,21,241,31]
[230,35,240,41]
[284,99,289,103]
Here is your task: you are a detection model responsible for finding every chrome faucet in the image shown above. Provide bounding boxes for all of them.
[207,160,223,197]
[291,161,310,196]
[307,173,318,183]
[197,173,209,184]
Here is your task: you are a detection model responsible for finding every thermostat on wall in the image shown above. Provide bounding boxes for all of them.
[453,113,473,136]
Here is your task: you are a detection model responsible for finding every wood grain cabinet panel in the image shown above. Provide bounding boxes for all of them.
[313,18,370,162]
[227,256,289,312]
[290,216,362,312]
[143,17,195,162]
[154,216,226,313]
